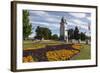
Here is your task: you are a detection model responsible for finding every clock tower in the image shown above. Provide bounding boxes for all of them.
[60,17,68,42]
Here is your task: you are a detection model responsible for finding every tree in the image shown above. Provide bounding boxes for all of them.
[42,27,52,39]
[51,34,59,40]
[74,26,80,42]
[35,26,52,40]
[23,10,32,40]
[68,29,74,42]
[35,26,42,40]
[80,32,86,41]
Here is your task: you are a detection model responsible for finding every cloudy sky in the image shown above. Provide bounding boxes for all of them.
[27,10,91,37]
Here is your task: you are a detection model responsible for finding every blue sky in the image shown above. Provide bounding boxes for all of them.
[27,10,91,37]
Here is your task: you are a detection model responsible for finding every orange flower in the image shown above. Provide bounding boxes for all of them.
[46,49,79,61]
[72,44,81,49]
[23,55,34,62]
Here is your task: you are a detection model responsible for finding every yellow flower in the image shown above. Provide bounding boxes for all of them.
[72,44,81,49]
[23,55,34,62]
[46,49,79,61]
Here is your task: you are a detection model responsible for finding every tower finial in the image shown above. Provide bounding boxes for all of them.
[61,16,64,23]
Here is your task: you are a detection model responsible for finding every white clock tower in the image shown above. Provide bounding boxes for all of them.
[60,17,68,42]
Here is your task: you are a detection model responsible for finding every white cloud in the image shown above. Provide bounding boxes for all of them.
[67,21,75,26]
[29,11,60,23]
[30,21,60,29]
[67,21,88,30]
[29,11,50,17]
[69,13,86,18]
[73,19,87,25]
[45,17,59,23]
[30,21,50,26]
[86,17,91,21]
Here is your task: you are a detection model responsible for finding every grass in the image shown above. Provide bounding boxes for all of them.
[23,40,66,50]
[71,44,91,60]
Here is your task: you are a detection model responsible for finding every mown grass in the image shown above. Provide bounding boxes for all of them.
[23,40,66,50]
[71,44,91,60]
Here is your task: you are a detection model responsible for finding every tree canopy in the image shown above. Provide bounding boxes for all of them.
[68,26,87,42]
[35,26,52,40]
[68,29,74,40]
[80,32,86,41]
[51,34,59,40]
[74,26,80,41]
[23,10,32,40]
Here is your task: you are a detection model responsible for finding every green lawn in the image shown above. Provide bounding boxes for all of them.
[71,44,91,60]
[23,40,66,50]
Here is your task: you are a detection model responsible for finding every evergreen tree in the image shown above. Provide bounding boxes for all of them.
[68,29,74,42]
[23,10,32,40]
[74,26,80,41]
[80,32,86,41]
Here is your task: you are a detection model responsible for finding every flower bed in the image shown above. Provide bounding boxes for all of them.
[72,44,81,50]
[23,55,34,62]
[23,44,80,62]
[46,49,79,61]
